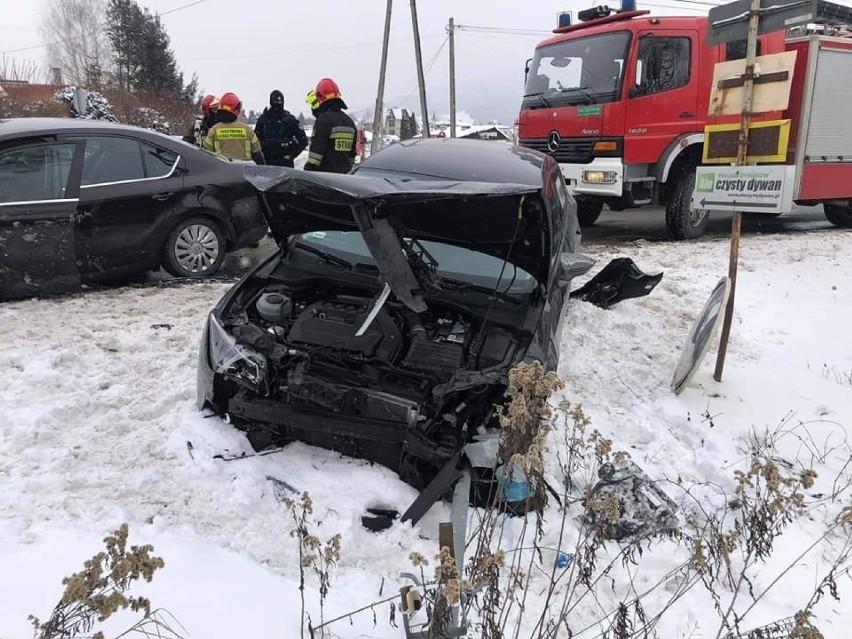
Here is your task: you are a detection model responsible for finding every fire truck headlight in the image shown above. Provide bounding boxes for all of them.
[582,170,618,184]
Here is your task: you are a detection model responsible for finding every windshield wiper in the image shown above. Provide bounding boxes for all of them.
[557,85,597,104]
[523,93,551,108]
[292,242,352,269]
[440,277,523,305]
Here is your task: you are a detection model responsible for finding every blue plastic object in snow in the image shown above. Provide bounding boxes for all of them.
[496,464,530,503]
[555,552,574,569]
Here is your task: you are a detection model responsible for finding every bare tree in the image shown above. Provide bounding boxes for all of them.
[0,56,45,83]
[41,0,111,87]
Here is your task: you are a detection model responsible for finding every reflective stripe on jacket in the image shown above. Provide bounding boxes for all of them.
[304,104,357,174]
[203,121,262,161]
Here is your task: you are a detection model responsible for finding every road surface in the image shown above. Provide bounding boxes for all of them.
[582,203,832,245]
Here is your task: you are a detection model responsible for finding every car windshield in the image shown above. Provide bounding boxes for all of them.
[524,31,631,106]
[294,231,537,296]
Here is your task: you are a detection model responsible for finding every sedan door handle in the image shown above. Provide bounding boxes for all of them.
[152,192,176,201]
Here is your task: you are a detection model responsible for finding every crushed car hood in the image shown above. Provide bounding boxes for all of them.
[245,167,550,312]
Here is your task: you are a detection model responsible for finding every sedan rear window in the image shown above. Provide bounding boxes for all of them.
[81,136,145,186]
[142,143,178,178]
[0,143,77,204]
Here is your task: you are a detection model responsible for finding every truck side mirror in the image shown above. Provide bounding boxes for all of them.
[524,58,532,82]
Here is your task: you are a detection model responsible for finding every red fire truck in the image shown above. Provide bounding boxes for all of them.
[518,1,852,238]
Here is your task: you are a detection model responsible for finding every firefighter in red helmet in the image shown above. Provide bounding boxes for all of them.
[182,93,219,146]
[304,78,356,173]
[203,92,265,164]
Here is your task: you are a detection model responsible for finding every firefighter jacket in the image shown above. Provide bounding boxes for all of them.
[255,106,308,167]
[305,101,357,174]
[203,120,262,162]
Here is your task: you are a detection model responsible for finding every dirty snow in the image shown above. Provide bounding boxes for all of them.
[1,227,850,638]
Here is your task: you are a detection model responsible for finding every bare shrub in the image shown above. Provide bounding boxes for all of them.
[29,524,184,639]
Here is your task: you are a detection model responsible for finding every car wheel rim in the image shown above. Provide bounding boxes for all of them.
[174,224,220,273]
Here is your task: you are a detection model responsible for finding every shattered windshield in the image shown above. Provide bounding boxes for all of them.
[295,231,537,296]
[524,31,631,106]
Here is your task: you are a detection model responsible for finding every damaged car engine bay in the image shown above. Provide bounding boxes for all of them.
[213,276,527,497]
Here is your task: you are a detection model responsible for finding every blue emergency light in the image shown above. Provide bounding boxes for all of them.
[557,11,572,27]
[621,0,637,11]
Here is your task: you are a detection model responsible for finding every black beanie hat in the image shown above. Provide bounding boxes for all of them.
[270,90,284,106]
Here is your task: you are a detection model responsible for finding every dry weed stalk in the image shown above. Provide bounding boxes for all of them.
[29,524,183,639]
[300,367,851,639]
[282,491,342,639]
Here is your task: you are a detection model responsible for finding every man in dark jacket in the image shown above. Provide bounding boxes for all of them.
[304,78,357,174]
[254,90,308,168]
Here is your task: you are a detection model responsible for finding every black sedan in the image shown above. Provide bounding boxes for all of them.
[196,139,608,509]
[0,118,268,300]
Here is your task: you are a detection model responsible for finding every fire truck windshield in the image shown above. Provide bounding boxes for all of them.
[524,31,631,107]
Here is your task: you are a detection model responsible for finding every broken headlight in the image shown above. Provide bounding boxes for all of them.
[207,314,268,391]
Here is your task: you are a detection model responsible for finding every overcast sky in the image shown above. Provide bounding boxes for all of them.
[1,0,717,124]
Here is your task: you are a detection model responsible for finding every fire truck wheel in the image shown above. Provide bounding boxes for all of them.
[665,167,709,240]
[824,204,852,228]
[576,198,604,227]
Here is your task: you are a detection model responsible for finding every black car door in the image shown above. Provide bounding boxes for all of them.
[70,135,183,279]
[0,140,84,300]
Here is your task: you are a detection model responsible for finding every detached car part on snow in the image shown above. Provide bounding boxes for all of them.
[196,140,661,515]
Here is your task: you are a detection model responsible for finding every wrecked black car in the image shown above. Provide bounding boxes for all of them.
[197,140,598,503]
[0,118,267,301]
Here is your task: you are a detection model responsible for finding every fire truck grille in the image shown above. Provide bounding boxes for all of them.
[519,138,597,164]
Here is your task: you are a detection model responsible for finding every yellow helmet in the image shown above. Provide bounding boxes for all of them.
[305,89,320,112]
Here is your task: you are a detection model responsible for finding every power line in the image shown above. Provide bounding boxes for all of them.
[349,36,450,116]
[456,24,553,36]
[1,37,83,55]
[160,0,208,15]
[183,33,443,62]
[0,0,208,56]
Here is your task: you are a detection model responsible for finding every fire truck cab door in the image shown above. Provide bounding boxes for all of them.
[623,30,700,164]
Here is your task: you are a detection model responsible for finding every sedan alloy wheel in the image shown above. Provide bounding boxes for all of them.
[164,217,226,277]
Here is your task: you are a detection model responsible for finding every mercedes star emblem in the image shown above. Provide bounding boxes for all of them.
[547,131,560,153]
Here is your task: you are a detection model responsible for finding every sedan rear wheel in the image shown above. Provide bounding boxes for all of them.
[163,217,226,277]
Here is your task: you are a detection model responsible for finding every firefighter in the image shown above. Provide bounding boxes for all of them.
[183,94,218,146]
[203,92,265,164]
[304,78,356,173]
[254,90,308,168]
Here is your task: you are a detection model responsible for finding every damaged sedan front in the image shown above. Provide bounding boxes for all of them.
[197,141,598,510]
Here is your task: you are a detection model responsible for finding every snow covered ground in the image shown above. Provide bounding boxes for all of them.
[1,226,850,638]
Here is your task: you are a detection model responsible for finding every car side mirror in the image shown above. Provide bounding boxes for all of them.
[559,252,596,285]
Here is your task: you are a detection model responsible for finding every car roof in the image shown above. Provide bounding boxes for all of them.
[359,138,550,186]
[0,117,175,144]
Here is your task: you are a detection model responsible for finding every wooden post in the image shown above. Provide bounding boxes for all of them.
[371,0,393,156]
[713,0,761,382]
[410,0,431,137]
[449,17,457,138]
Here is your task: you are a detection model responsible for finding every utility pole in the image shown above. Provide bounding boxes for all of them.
[448,17,457,138]
[713,0,761,382]
[371,0,393,156]
[410,0,430,137]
